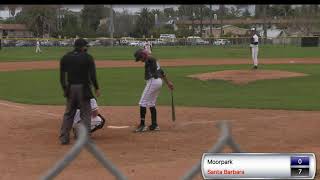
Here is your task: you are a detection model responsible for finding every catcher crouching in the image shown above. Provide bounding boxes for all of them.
[72,98,106,137]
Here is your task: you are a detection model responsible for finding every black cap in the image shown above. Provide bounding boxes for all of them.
[134,48,145,62]
[74,38,89,48]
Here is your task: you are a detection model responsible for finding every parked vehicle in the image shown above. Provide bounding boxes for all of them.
[138,41,146,47]
[96,37,116,46]
[52,40,60,46]
[128,41,141,46]
[15,40,27,47]
[152,39,167,45]
[187,36,210,45]
[88,40,102,46]
[213,39,231,46]
[41,40,55,46]
[159,34,177,43]
[15,40,34,47]
[120,37,135,45]
[3,40,16,47]
[114,40,120,46]
[59,40,73,46]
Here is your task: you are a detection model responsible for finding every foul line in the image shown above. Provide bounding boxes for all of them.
[108,126,130,129]
[0,102,130,129]
[0,102,26,109]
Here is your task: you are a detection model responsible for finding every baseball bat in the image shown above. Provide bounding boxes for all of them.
[171,91,176,122]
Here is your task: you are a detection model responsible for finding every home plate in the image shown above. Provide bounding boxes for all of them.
[107,125,130,129]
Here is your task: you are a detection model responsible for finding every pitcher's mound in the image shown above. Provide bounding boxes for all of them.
[188,70,308,84]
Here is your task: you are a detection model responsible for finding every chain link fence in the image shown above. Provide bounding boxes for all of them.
[181,121,242,180]
[1,36,319,48]
[41,120,241,180]
[40,124,127,180]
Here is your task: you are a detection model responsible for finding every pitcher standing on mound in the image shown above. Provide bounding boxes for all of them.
[134,49,174,132]
[250,27,259,69]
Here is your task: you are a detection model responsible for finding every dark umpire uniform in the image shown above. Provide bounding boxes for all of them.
[59,38,100,145]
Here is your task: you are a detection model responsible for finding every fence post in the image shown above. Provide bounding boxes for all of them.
[41,121,242,180]
[40,124,89,180]
[86,140,128,180]
[181,121,242,180]
[40,123,127,180]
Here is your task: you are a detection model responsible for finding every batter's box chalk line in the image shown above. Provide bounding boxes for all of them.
[40,120,242,180]
[0,102,130,129]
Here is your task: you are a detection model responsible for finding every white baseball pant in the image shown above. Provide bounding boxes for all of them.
[139,78,163,107]
[36,46,41,53]
[73,98,103,130]
[251,45,259,66]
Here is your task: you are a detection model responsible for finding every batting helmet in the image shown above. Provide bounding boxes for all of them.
[134,48,148,62]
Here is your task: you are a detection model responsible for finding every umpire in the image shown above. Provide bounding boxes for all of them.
[59,38,100,145]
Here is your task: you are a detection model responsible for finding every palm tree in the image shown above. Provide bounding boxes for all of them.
[0,5,5,12]
[0,6,4,24]
[0,5,6,19]
[200,6,203,37]
[209,5,213,36]
[8,5,18,18]
[263,5,267,42]
[16,5,58,37]
[135,8,155,37]
[219,5,224,37]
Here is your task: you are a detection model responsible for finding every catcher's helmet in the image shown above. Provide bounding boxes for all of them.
[134,48,147,61]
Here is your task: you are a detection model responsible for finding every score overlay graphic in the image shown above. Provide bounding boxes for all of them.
[201,153,316,179]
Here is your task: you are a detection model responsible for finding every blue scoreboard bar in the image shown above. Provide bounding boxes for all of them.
[201,153,316,179]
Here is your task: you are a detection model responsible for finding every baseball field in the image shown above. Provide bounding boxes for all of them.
[0,45,320,179]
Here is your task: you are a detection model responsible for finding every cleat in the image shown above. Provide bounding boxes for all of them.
[135,124,148,132]
[59,134,70,145]
[149,124,160,131]
[72,127,78,139]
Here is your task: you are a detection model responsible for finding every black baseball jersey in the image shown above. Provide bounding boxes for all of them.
[60,50,99,98]
[144,57,165,80]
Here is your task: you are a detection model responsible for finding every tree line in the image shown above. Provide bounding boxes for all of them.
[0,5,319,38]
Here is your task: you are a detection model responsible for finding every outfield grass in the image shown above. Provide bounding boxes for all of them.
[0,64,320,110]
[0,45,319,62]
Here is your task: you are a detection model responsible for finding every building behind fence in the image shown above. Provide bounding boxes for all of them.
[1,36,319,48]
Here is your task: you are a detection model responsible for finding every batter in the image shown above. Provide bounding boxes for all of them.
[133,49,174,132]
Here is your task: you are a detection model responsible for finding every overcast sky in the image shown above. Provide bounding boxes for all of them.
[0,5,255,19]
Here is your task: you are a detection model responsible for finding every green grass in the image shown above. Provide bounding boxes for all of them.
[0,64,320,110]
[0,45,319,62]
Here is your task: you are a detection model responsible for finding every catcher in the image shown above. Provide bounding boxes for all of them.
[72,98,106,137]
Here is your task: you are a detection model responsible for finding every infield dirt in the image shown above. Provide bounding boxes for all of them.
[0,58,319,179]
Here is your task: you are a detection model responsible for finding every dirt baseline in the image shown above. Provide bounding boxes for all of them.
[0,58,320,72]
[0,58,319,179]
[188,70,308,84]
[0,100,319,180]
